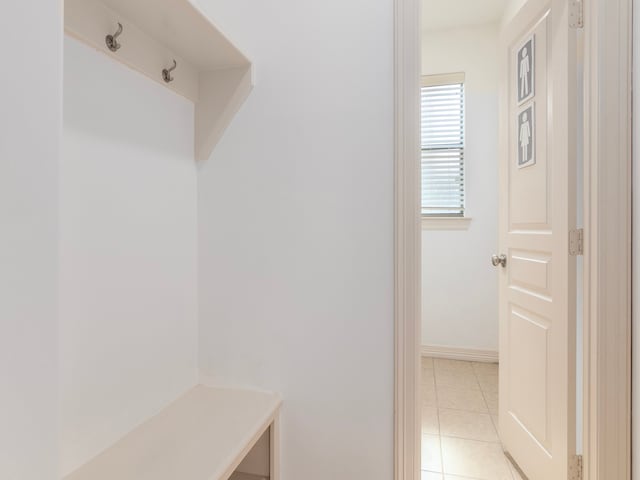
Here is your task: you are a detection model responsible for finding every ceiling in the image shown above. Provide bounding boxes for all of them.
[422,0,510,31]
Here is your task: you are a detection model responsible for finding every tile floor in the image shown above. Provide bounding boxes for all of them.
[421,357,524,480]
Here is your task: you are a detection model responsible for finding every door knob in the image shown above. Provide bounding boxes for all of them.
[491,254,507,268]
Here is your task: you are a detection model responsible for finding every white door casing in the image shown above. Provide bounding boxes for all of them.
[393,0,629,478]
[498,0,577,478]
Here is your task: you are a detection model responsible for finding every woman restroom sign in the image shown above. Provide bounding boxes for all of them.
[517,35,535,104]
[518,104,535,168]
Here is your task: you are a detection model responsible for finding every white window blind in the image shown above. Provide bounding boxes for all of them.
[421,73,465,217]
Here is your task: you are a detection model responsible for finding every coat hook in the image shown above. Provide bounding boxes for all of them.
[162,60,177,83]
[106,22,123,52]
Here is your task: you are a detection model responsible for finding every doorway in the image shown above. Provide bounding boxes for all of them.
[396,1,630,479]
[419,3,525,478]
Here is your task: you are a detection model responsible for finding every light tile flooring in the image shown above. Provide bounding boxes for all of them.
[421,357,524,480]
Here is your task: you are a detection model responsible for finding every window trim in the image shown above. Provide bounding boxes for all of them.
[420,72,466,219]
[421,216,472,230]
[421,72,465,88]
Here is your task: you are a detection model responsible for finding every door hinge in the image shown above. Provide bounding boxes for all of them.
[569,228,584,256]
[569,454,583,480]
[569,0,584,28]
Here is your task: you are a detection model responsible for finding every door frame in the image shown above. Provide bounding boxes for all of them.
[393,0,632,479]
[581,0,632,478]
[393,0,421,478]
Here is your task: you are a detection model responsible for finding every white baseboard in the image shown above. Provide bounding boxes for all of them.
[421,345,499,363]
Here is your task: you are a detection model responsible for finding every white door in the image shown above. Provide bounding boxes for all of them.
[497,0,577,479]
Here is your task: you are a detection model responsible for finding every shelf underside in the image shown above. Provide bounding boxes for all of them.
[65,0,253,161]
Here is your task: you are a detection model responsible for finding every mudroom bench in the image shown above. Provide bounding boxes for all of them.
[63,386,281,480]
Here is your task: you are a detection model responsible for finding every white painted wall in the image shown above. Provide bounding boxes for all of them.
[196,0,394,479]
[421,24,500,351]
[60,38,199,475]
[0,3,60,479]
[502,0,528,25]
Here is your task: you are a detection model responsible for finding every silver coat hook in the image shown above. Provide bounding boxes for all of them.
[162,60,177,83]
[106,22,123,52]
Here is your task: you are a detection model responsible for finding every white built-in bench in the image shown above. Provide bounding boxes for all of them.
[63,386,281,480]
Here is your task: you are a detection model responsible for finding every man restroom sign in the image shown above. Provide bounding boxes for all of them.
[517,35,535,104]
[518,104,535,168]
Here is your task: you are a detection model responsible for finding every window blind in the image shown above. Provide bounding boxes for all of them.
[421,75,465,217]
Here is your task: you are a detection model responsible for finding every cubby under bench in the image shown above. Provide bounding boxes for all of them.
[63,386,281,480]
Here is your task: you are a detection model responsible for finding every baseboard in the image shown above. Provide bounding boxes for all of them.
[421,345,499,363]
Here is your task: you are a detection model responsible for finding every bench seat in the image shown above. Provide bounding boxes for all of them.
[64,386,281,480]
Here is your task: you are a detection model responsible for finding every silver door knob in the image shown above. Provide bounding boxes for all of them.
[491,254,507,267]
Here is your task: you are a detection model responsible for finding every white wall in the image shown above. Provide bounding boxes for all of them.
[59,38,199,475]
[502,0,528,25]
[196,0,394,479]
[421,24,500,351]
[0,3,60,479]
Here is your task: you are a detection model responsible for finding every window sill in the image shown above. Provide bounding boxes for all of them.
[422,216,472,231]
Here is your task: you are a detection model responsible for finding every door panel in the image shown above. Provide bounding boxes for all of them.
[498,0,577,479]
[508,250,552,298]
[509,306,551,448]
[508,14,550,231]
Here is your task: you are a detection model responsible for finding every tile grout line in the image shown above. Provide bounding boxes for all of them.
[438,433,501,445]
[432,359,445,477]
[472,364,499,452]
[472,363,497,431]
[421,358,439,477]
[431,359,444,478]
[472,362,517,480]
[427,358,515,480]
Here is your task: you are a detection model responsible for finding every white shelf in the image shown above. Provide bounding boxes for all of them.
[63,386,281,480]
[65,0,253,161]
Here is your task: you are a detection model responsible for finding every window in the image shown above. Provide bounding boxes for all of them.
[421,73,465,217]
